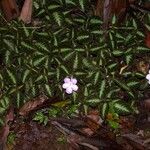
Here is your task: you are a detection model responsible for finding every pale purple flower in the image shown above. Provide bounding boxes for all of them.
[146,70,150,84]
[62,77,78,94]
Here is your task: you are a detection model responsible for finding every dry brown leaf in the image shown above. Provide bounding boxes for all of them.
[0,0,19,21]
[143,99,150,111]
[136,61,149,74]
[145,31,150,48]
[19,95,48,116]
[19,0,32,23]
[0,106,14,150]
[122,134,146,150]
[19,95,63,117]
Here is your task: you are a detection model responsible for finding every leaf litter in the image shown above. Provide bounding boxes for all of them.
[0,94,149,150]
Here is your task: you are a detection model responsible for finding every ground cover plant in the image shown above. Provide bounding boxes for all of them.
[0,0,150,149]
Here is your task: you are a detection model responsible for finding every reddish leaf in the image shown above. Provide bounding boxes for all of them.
[0,0,19,21]
[112,0,127,18]
[19,0,32,23]
[145,31,150,48]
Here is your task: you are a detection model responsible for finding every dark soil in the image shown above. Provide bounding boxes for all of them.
[8,121,70,150]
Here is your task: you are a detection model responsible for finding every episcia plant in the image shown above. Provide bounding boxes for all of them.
[0,0,150,127]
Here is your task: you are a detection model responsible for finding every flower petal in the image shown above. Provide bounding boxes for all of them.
[71,78,77,84]
[64,77,70,83]
[148,80,150,84]
[146,74,150,80]
[62,83,70,89]
[72,84,78,91]
[66,87,73,94]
